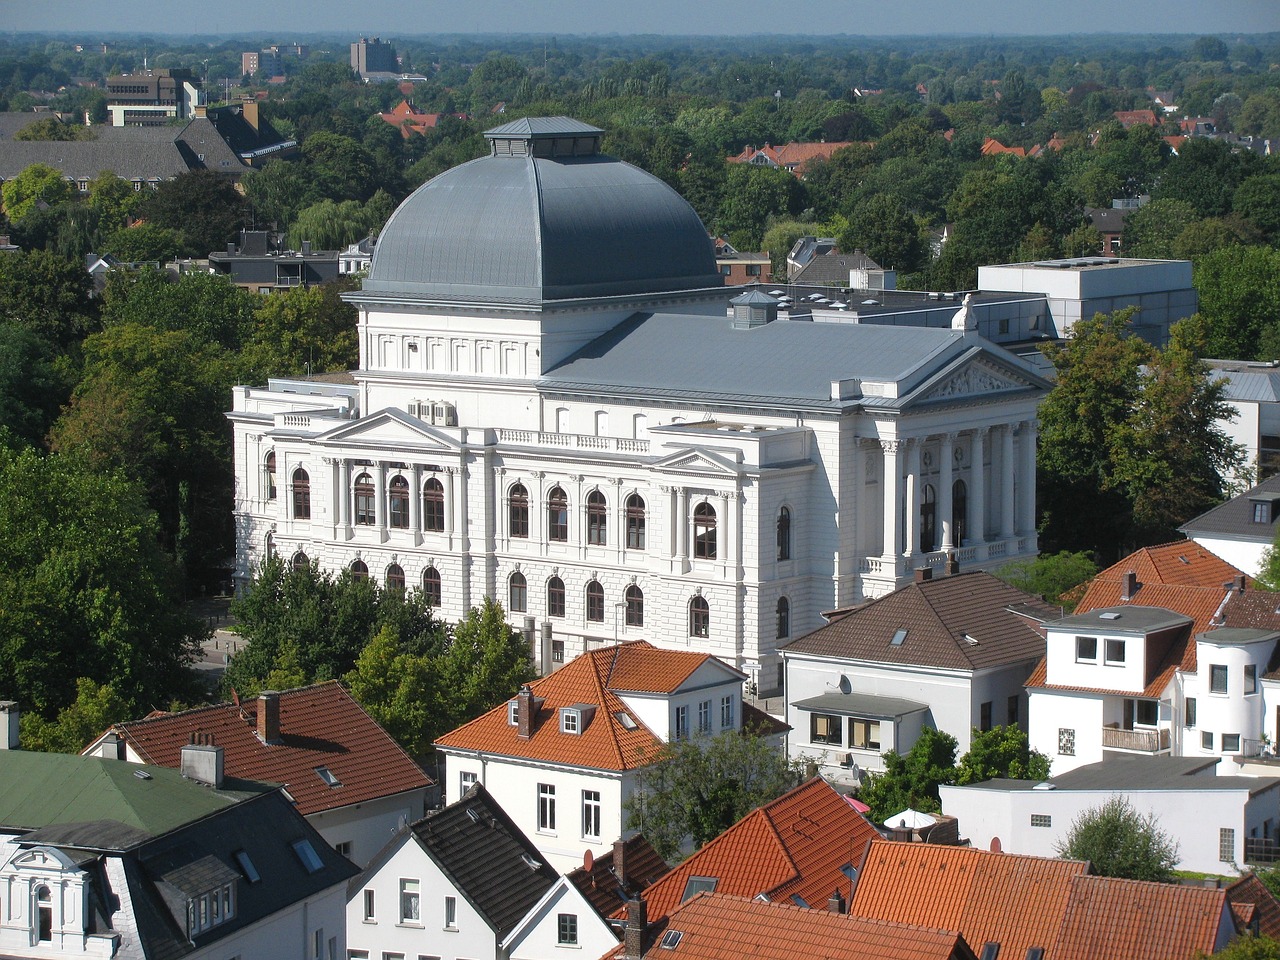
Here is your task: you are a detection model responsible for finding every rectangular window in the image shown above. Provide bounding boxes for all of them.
[720,695,734,728]
[1203,730,1215,750]
[1211,664,1228,694]
[444,896,457,929]
[1246,665,1258,695]
[1221,827,1236,862]
[849,718,881,751]
[1223,733,1241,752]
[1135,699,1158,726]
[1058,728,1075,756]
[350,952,370,960]
[1104,639,1126,665]
[459,770,478,798]
[979,701,993,732]
[1075,636,1097,662]
[561,709,579,734]
[1007,694,1019,725]
[674,705,689,740]
[1254,502,1271,523]
[314,929,324,960]
[558,913,579,946]
[1185,697,1197,728]
[1030,814,1052,828]
[334,841,352,858]
[538,784,556,832]
[363,889,375,921]
[582,790,601,839]
[811,713,842,746]
[400,879,420,923]
[698,700,711,734]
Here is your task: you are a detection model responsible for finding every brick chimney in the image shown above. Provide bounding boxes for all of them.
[517,685,536,740]
[624,898,647,959]
[914,567,933,583]
[1122,570,1138,601]
[613,839,629,889]
[827,889,846,914]
[944,551,960,577]
[257,690,282,744]
[1235,574,1247,593]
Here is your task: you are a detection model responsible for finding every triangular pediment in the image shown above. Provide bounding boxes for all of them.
[904,350,1048,409]
[651,446,742,477]
[312,408,461,451]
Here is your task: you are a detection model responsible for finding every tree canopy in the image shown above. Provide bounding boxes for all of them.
[1055,795,1179,881]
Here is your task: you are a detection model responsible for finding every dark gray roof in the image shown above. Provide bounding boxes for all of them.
[1199,627,1280,646]
[1208,364,1280,403]
[793,692,929,718]
[363,117,720,304]
[1182,473,1280,544]
[1051,754,1280,795]
[1048,604,1193,635]
[486,116,603,138]
[410,783,557,938]
[792,249,882,286]
[541,313,1047,411]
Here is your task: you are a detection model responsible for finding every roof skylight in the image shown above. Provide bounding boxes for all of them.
[291,839,324,874]
[891,629,908,646]
[233,850,260,883]
[660,930,683,950]
[314,766,341,788]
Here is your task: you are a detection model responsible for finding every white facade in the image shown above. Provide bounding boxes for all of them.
[502,878,619,960]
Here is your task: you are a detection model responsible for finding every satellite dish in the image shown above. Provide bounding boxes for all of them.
[583,849,594,871]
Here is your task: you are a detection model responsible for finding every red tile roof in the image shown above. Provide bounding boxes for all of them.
[566,835,671,917]
[727,141,862,176]
[101,682,433,817]
[1094,540,1245,588]
[619,777,881,923]
[1052,874,1227,960]
[434,641,740,771]
[1115,109,1159,128]
[981,137,1026,157]
[1227,873,1280,939]
[613,892,977,960]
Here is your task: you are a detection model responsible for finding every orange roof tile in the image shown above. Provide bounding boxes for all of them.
[1094,540,1245,588]
[621,778,880,923]
[612,893,977,960]
[981,138,1026,157]
[850,840,1088,957]
[1227,874,1280,939]
[434,641,737,771]
[1052,874,1227,960]
[103,682,433,817]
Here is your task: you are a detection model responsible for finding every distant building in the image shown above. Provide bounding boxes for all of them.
[105,68,202,126]
[351,37,398,76]
[727,141,857,177]
[376,100,467,138]
[208,230,340,292]
[242,49,281,78]
[1182,473,1280,577]
[712,236,771,285]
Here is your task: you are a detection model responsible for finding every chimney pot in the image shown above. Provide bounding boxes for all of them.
[914,567,933,583]
[827,889,846,914]
[517,685,535,740]
[624,898,647,959]
[257,690,281,744]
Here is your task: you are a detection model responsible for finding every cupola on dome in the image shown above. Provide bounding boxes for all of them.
[364,117,722,304]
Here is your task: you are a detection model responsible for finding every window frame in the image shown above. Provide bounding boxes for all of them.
[537,783,557,833]
[385,563,406,593]
[697,699,711,735]
[625,584,644,627]
[422,567,441,607]
[586,580,605,622]
[292,467,311,520]
[265,451,277,500]
[557,913,579,946]
[548,577,566,618]
[849,717,880,750]
[509,484,530,538]
[509,572,527,613]
[399,879,421,925]
[626,493,646,549]
[423,477,445,532]
[776,596,790,639]
[388,475,410,529]
[1211,664,1229,694]
[776,506,791,561]
[586,490,607,546]
[582,790,601,840]
[693,502,717,559]
[547,487,569,542]
[689,595,709,638]
[1075,635,1098,663]
[810,712,842,746]
[1246,664,1258,695]
[354,473,376,526]
[1104,638,1126,665]
[720,695,734,729]
[674,705,689,741]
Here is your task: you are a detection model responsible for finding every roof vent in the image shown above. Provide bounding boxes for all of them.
[1099,612,1121,621]
[660,930,684,950]
[314,765,341,788]
[133,769,153,780]
[467,807,483,823]
[521,853,542,870]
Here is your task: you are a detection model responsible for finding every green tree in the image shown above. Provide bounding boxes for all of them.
[717,164,804,252]
[1233,174,1280,242]
[0,321,71,448]
[286,198,375,251]
[19,678,130,753]
[12,116,96,141]
[1200,936,1280,960]
[101,267,257,350]
[87,171,142,231]
[955,726,1050,785]
[1195,246,1280,361]
[625,729,803,860]
[238,279,359,382]
[137,169,248,256]
[838,193,926,274]
[1055,795,1179,881]
[243,158,318,230]
[301,132,379,202]
[1121,198,1200,259]
[995,551,1099,608]
[857,726,958,824]
[1,163,74,224]
[0,249,97,350]
[101,224,186,264]
[345,625,439,757]
[435,598,536,729]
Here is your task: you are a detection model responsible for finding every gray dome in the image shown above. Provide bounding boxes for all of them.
[364,118,722,303]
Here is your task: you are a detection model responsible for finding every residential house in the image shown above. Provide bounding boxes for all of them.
[785,236,896,288]
[607,892,980,960]
[82,681,434,867]
[712,235,772,286]
[939,753,1280,874]
[618,777,880,925]
[1083,205,1131,256]
[347,783,618,960]
[1149,89,1180,114]
[1182,118,1218,137]
[782,569,1056,776]
[202,101,297,167]
[1227,873,1280,939]
[849,839,1240,959]
[434,640,764,872]
[980,137,1027,157]
[339,234,377,276]
[1114,109,1160,129]
[376,100,468,138]
[727,141,857,177]
[208,229,340,291]
[1183,467,1280,575]
[0,717,356,960]
[1199,359,1280,484]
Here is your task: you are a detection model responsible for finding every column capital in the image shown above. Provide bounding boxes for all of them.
[880,438,903,454]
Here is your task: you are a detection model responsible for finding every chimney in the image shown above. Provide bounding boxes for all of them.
[613,838,629,889]
[180,743,225,787]
[99,731,124,760]
[541,622,553,675]
[301,240,312,256]
[624,898,647,959]
[1236,574,1247,593]
[226,241,236,255]
[0,702,18,750]
[1122,570,1138,601]
[827,889,846,914]
[945,551,960,577]
[242,100,260,131]
[517,685,535,740]
[914,567,933,583]
[257,690,281,744]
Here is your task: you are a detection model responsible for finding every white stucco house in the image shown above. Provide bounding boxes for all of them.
[1182,473,1280,579]
[228,116,1049,692]
[781,569,1055,776]
[940,753,1280,874]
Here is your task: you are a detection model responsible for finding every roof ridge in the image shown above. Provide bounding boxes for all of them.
[912,580,980,669]
[590,647,629,770]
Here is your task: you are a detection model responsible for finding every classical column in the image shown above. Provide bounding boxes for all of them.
[408,465,421,542]
[678,487,690,562]
[719,491,733,575]
[939,433,955,551]
[1019,420,1038,536]
[338,459,351,530]
[457,464,471,609]
[1000,425,1016,540]
[970,429,987,547]
[904,438,921,557]
[880,439,901,560]
[375,461,388,542]
[444,467,457,540]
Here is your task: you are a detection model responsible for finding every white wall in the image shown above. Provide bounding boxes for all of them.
[504,879,618,960]
[1186,534,1269,580]
[1028,690,1106,775]
[307,789,426,868]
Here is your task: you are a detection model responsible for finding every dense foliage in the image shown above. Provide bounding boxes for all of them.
[1055,795,1180,881]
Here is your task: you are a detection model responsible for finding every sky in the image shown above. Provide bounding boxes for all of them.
[2,0,1277,37]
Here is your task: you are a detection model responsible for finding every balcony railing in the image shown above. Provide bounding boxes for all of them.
[495,428,649,454]
[1101,726,1170,753]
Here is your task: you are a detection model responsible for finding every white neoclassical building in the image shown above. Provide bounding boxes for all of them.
[228,117,1049,690]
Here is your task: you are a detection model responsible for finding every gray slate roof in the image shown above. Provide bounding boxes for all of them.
[1048,604,1194,635]
[1181,472,1280,544]
[1207,361,1280,404]
[542,314,1046,412]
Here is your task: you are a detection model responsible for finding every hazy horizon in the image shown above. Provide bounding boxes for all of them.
[2,0,1276,39]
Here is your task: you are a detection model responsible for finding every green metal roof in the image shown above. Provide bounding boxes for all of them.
[0,751,271,845]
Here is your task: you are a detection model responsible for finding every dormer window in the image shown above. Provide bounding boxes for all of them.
[188,884,235,937]
[1253,499,1277,523]
[561,708,579,734]
[508,701,519,726]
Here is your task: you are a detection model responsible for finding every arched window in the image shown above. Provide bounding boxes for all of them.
[509,483,529,538]
[776,597,790,639]
[689,595,710,638]
[626,494,646,550]
[388,475,410,529]
[350,559,368,580]
[291,551,309,572]
[586,580,605,622]
[548,577,566,618]
[291,468,311,520]
[264,451,277,500]
[547,487,569,542]
[354,473,376,526]
[693,502,717,559]
[423,477,445,532]
[953,478,968,546]
[777,506,791,561]
[625,585,644,627]
[385,563,406,592]
[265,532,275,558]
[586,490,607,546]
[422,566,441,606]
[36,885,51,942]
[920,484,936,553]
[509,572,527,613]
